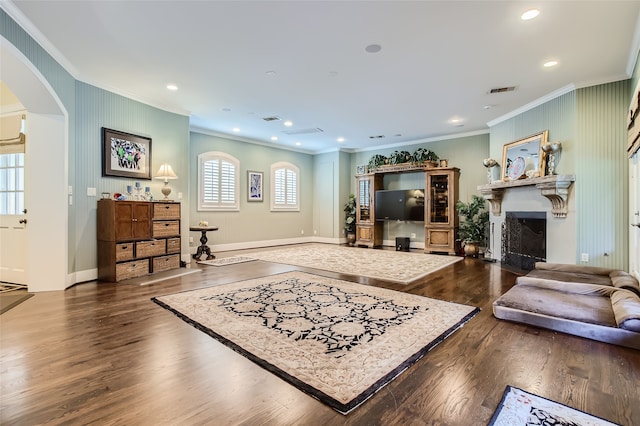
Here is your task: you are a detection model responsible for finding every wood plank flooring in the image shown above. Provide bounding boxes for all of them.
[1,246,639,425]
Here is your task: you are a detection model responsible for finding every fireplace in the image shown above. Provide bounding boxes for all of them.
[501,211,546,271]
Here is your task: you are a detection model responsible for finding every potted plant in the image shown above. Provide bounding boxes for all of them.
[456,195,489,257]
[389,150,412,165]
[367,154,387,171]
[412,147,439,165]
[344,193,357,246]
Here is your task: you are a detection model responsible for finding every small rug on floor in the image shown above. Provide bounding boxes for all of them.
[489,385,620,426]
[152,271,479,414]
[198,256,257,267]
[245,244,462,284]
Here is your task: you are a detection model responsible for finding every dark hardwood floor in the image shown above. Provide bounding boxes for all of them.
[1,246,639,425]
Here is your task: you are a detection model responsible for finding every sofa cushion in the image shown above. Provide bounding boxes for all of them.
[526,269,613,286]
[610,271,640,297]
[493,284,617,327]
[611,290,640,332]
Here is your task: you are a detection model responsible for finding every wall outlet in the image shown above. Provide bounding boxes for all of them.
[189,237,193,243]
[300,230,304,235]
[86,187,96,197]
[410,233,416,239]
[581,253,589,262]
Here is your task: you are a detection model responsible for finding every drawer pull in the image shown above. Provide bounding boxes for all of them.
[165,205,170,209]
[165,223,170,227]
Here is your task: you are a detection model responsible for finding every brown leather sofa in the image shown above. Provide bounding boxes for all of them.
[493,263,640,350]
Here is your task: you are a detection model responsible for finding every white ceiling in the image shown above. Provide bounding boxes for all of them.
[4,1,640,153]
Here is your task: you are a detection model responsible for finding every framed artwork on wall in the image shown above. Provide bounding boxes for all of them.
[248,170,263,201]
[102,127,152,179]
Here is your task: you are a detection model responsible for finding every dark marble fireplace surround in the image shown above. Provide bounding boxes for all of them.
[501,211,547,271]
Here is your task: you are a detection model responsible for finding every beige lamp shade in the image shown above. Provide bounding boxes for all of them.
[154,163,178,200]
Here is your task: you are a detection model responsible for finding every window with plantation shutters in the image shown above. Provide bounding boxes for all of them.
[271,162,299,211]
[198,152,239,211]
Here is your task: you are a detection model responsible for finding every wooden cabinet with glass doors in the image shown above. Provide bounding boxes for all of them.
[355,173,383,247]
[425,168,460,255]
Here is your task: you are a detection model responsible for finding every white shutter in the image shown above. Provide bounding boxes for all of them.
[198,152,239,211]
[271,162,299,211]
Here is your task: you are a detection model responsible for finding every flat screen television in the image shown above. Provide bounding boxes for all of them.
[375,189,425,221]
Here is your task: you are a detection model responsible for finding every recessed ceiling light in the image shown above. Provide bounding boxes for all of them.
[543,60,558,67]
[166,84,178,91]
[295,142,302,146]
[283,120,293,127]
[449,118,463,124]
[521,9,540,20]
[365,44,382,53]
[337,137,345,143]
[271,136,278,141]
[232,127,240,132]
[221,107,232,112]
[265,70,277,76]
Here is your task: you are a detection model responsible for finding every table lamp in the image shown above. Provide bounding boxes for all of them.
[155,163,178,200]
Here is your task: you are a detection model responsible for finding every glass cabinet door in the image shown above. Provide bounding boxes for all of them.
[358,178,371,222]
[429,174,450,224]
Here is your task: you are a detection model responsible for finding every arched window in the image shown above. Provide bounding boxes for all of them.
[270,161,299,211]
[198,151,239,211]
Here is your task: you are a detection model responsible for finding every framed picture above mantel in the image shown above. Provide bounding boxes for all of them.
[102,127,152,179]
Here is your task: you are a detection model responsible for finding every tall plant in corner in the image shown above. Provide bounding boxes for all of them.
[456,195,489,257]
[344,194,357,246]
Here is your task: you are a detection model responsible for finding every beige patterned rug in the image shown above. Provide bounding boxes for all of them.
[152,271,479,414]
[244,244,462,284]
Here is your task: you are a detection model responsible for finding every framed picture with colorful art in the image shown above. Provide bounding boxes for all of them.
[102,127,152,179]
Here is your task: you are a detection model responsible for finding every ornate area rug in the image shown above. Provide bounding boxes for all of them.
[246,244,462,284]
[152,271,479,414]
[198,256,257,267]
[489,386,620,426]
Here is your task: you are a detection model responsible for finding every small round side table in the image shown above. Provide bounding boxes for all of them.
[190,226,219,260]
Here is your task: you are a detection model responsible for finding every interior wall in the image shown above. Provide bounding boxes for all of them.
[575,80,630,269]
[349,133,490,246]
[74,82,191,272]
[189,131,314,250]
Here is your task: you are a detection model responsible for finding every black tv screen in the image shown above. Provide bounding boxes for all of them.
[375,189,425,221]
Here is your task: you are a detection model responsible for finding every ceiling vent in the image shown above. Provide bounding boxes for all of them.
[282,128,324,135]
[369,135,385,139]
[489,86,516,94]
[262,116,281,122]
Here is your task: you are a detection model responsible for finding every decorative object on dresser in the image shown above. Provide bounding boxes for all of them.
[101,128,152,179]
[97,199,181,282]
[154,163,178,200]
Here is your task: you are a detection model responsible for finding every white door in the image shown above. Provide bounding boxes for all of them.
[0,113,28,285]
[0,214,27,285]
[631,152,639,279]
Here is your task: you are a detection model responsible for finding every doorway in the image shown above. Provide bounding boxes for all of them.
[1,37,68,292]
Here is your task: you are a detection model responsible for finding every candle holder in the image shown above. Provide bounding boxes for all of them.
[482,158,498,184]
[542,142,561,175]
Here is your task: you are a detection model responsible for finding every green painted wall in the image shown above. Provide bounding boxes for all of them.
[348,133,490,244]
[189,131,314,246]
[75,82,190,271]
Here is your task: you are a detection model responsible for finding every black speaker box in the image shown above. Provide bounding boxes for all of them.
[396,237,410,252]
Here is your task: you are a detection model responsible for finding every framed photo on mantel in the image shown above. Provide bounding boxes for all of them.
[102,127,152,179]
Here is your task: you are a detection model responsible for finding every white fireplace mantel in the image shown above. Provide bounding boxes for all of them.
[477,174,576,218]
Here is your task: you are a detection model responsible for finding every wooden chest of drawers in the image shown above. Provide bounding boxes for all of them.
[98,200,182,282]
